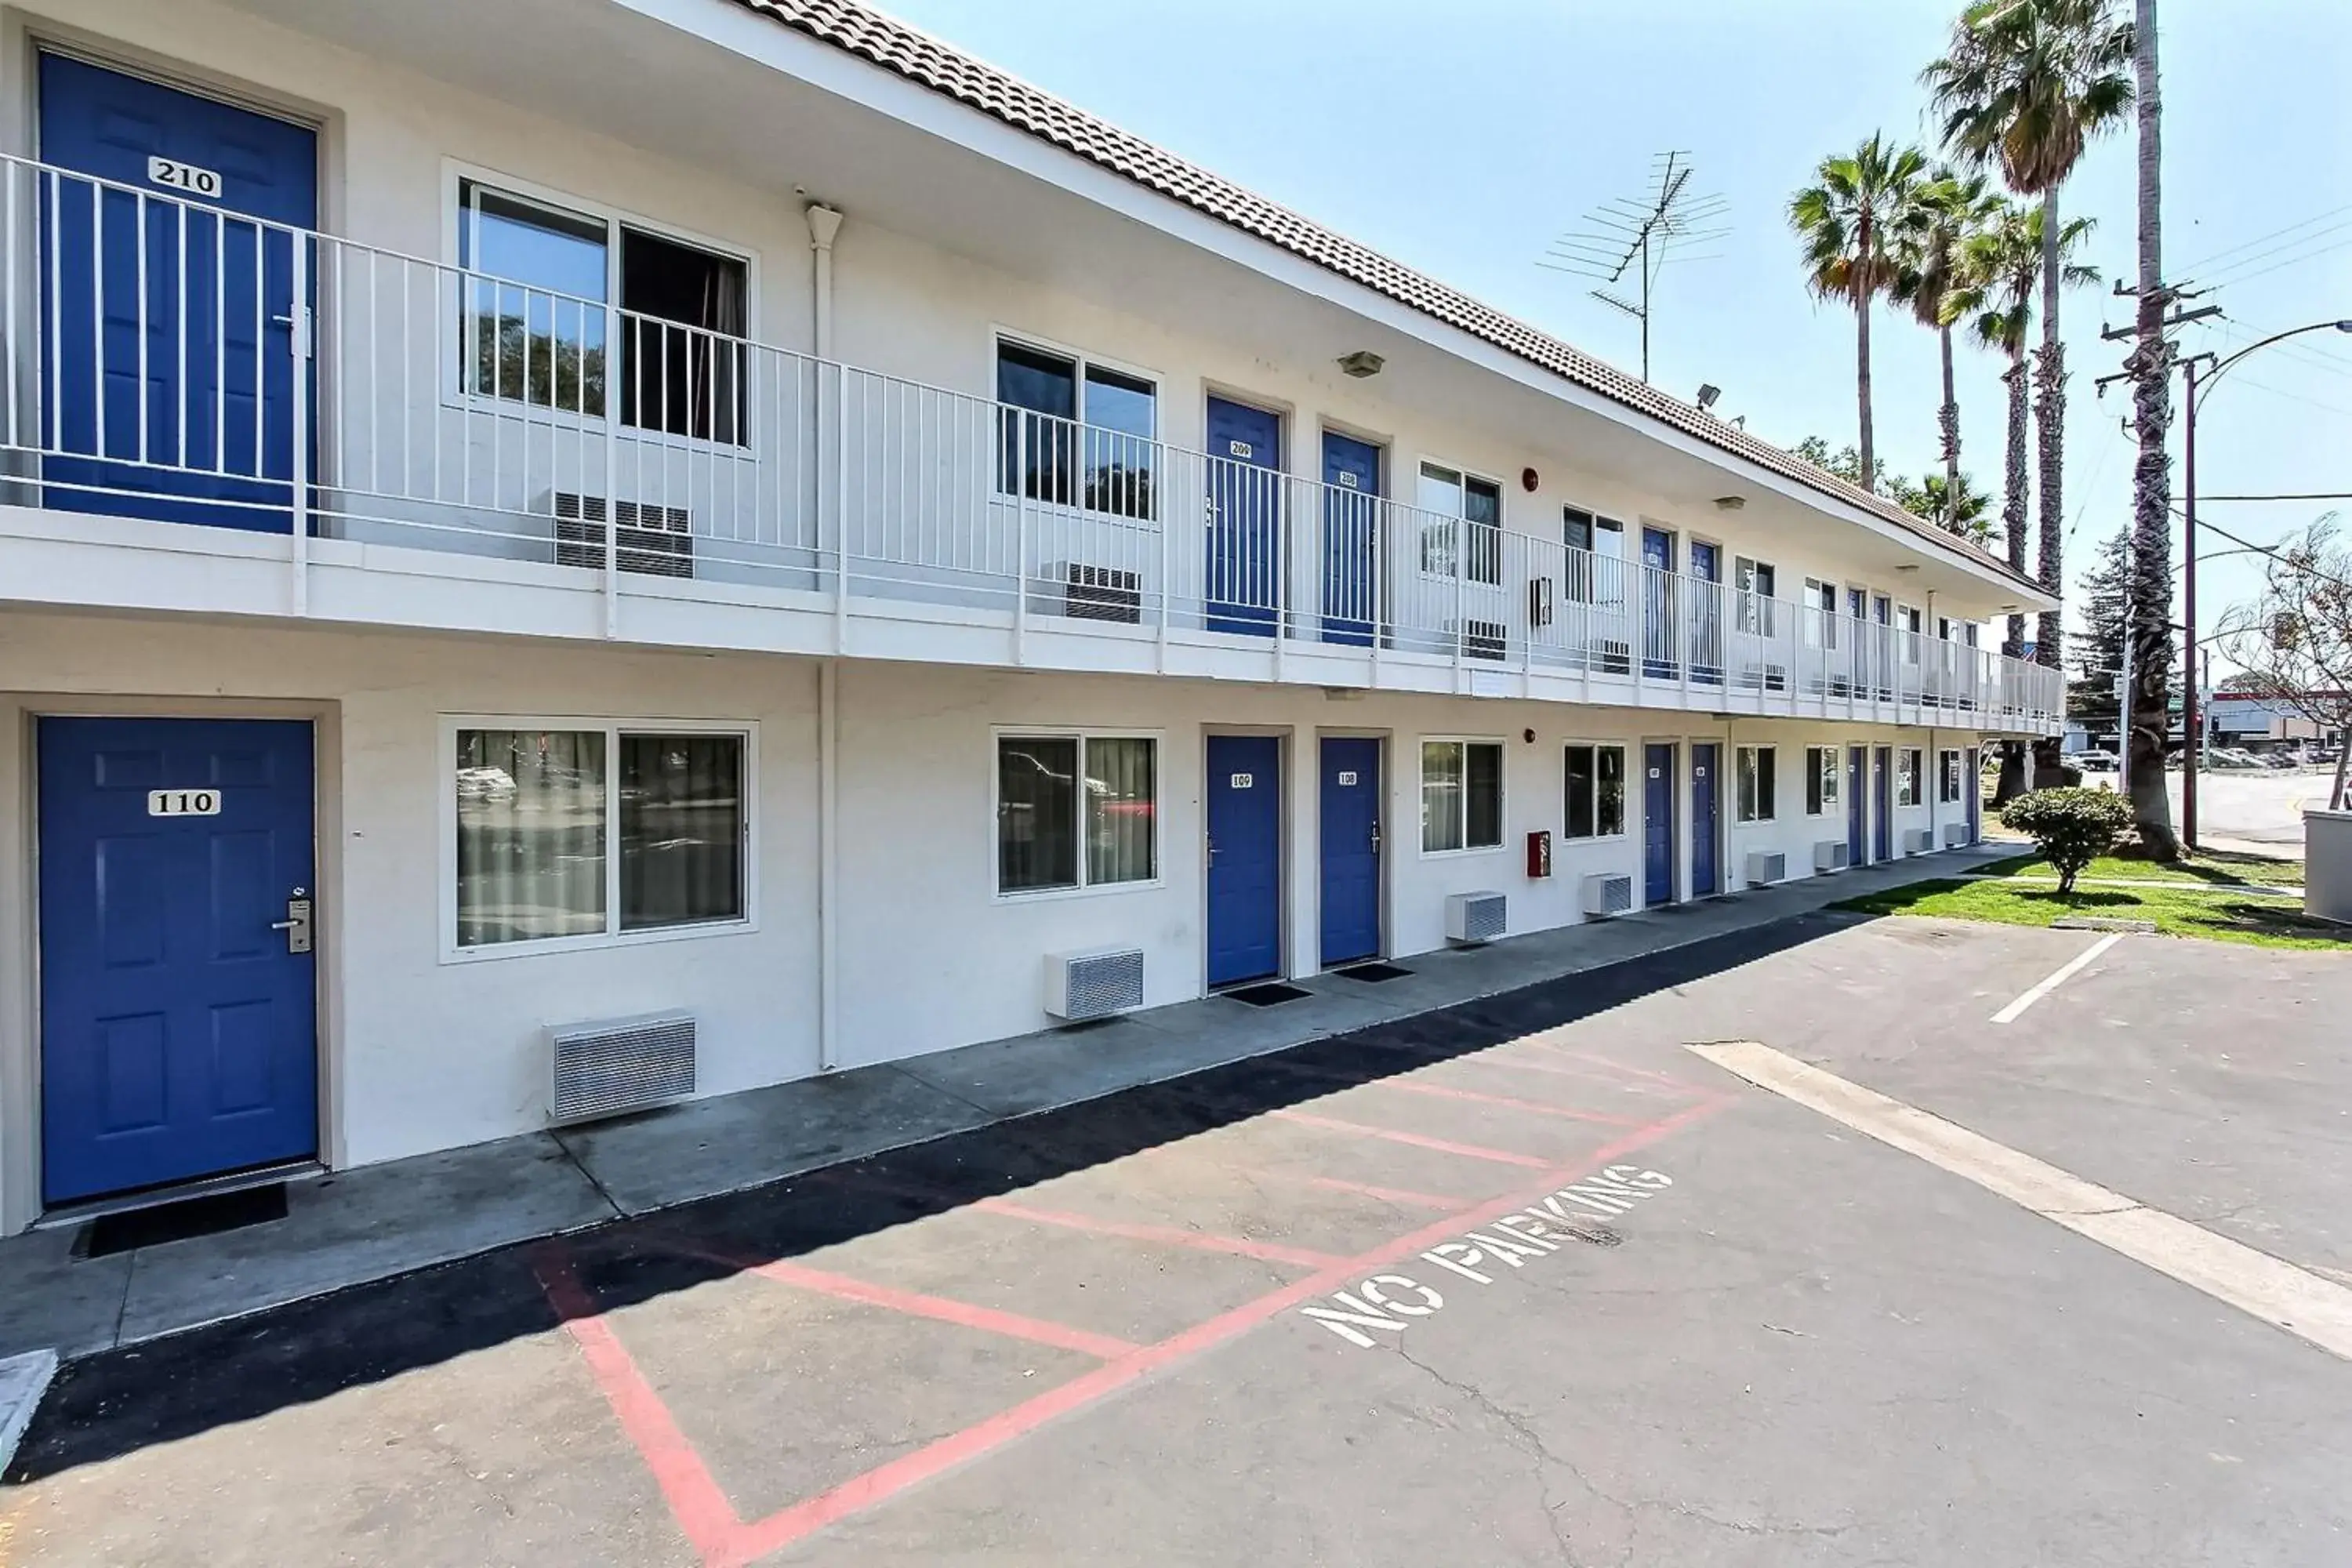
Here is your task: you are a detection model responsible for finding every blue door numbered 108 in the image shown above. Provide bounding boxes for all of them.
[38,53,319,533]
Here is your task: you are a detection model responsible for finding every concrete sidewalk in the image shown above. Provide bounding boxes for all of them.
[0,845,2009,1367]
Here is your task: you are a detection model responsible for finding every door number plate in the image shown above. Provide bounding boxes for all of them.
[1230,773,1254,789]
[147,157,223,198]
[147,789,222,817]
[1337,771,1359,786]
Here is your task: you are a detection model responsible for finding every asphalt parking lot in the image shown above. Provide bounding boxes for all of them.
[5,912,2350,1566]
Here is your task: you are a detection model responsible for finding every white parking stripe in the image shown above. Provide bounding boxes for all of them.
[1688,1041,2352,1363]
[1990,931,2123,1024]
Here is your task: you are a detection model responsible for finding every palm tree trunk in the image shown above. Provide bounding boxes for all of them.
[1939,322,1961,504]
[2031,187,2067,789]
[1856,296,1875,492]
[1995,349,2032,804]
[2128,0,2178,855]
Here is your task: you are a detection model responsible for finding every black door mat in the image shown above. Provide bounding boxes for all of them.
[82,1183,289,1258]
[1335,962,1413,982]
[1223,982,1310,1007]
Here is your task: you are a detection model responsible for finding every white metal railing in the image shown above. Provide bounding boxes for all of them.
[0,156,2063,730]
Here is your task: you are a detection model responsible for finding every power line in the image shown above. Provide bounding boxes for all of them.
[2196,516,2352,596]
[2188,216,2352,288]
[2176,201,2352,276]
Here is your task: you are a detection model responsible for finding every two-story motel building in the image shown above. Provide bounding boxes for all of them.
[0,0,2061,1233]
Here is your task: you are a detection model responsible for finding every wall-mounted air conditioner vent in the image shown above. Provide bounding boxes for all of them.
[1744,850,1787,887]
[1944,822,1972,848]
[1044,946,1145,1021]
[1581,872,1633,917]
[1904,827,1934,855]
[1446,890,1508,944]
[1060,562,1142,624]
[1454,619,1508,661]
[1814,840,1851,873]
[554,492,695,578]
[550,1011,696,1125]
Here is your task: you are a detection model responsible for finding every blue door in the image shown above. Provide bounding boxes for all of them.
[38,717,318,1204]
[39,54,318,532]
[1640,528,1676,678]
[1207,735,1282,985]
[1688,540,1722,684]
[1205,398,1283,636]
[1320,432,1381,645]
[1966,746,1983,842]
[1873,746,1893,862]
[1690,742,1720,898]
[1319,738,1381,965]
[1847,746,1868,866]
[1642,742,1676,907]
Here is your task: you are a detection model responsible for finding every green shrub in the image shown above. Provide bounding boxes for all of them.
[1999,787,2133,893]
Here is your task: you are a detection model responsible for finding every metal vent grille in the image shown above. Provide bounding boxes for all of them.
[1446,890,1507,944]
[1581,872,1632,916]
[1904,827,1934,855]
[1045,946,1145,1020]
[1944,822,1972,848]
[553,492,695,578]
[1061,562,1143,623]
[1814,840,1850,873]
[1456,619,1508,661]
[1744,850,1787,886]
[550,1011,696,1124]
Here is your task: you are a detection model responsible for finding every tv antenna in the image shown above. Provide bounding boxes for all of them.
[1539,151,1729,383]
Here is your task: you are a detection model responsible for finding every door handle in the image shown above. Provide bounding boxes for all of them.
[1370,821,1382,855]
[271,891,314,954]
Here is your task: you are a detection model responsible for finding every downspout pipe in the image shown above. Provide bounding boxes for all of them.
[808,202,843,1073]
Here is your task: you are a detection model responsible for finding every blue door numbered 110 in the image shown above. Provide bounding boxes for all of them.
[39,53,319,532]
[1205,398,1283,636]
[38,717,319,1205]
[1319,738,1381,966]
[1207,735,1282,985]
[1642,742,1676,907]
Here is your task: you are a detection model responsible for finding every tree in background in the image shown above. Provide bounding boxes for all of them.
[1926,0,2133,786]
[1789,135,1929,493]
[1913,472,1996,543]
[2122,0,2177,856]
[2067,528,2131,749]
[2214,517,2352,813]
[1894,168,2004,498]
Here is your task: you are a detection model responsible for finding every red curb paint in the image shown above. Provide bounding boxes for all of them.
[532,1246,742,1563]
[716,1094,1733,1564]
[974,1197,1345,1269]
[1377,1078,1646,1127]
[661,1240,1142,1362]
[1270,1108,1554,1168]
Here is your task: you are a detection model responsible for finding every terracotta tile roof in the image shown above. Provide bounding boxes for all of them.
[735,0,2039,594]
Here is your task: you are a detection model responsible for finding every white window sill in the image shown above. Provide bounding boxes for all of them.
[1420,842,1509,861]
[993,877,1166,906]
[442,915,757,965]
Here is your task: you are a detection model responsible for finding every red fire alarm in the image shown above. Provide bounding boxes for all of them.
[1526,829,1553,880]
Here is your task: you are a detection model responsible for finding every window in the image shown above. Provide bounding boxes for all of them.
[1803,579,1840,648]
[1940,749,1965,804]
[453,724,747,951]
[1735,557,1777,635]
[996,734,1158,894]
[1422,740,1504,852]
[1563,744,1628,839]
[1804,746,1842,815]
[457,180,749,443]
[995,339,1157,517]
[1897,748,1923,807]
[1563,507,1625,604]
[1737,746,1777,823]
[1419,465,1503,583]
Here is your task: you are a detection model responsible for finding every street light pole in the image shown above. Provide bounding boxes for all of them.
[2178,317,2352,853]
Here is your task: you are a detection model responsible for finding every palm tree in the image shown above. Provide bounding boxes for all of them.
[1909,471,1996,542]
[1944,202,2098,801]
[2125,0,2176,854]
[1926,0,2132,782]
[1788,134,1929,493]
[1894,169,2003,498]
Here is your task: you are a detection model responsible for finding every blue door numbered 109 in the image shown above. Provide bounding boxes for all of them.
[38,717,319,1204]
[38,53,319,532]
[1642,742,1676,907]
[1207,735,1282,985]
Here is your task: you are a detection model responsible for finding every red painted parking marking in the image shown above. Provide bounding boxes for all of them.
[1271,1108,1554,1168]
[662,1240,1142,1361]
[1529,1042,1706,1093]
[1232,1170,1474,1211]
[973,1196,1345,1269]
[1459,1050,1686,1097]
[532,1246,740,1563]
[1377,1078,1646,1127]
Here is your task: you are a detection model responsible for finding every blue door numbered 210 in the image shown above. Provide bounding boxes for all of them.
[38,53,319,532]
[1320,432,1380,645]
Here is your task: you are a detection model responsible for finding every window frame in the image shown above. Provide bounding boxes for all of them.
[1736,745,1778,824]
[991,329,1163,518]
[1803,744,1842,816]
[1417,460,1505,586]
[1939,748,1965,804]
[1420,736,1508,856]
[438,714,758,964]
[990,726,1166,902]
[1734,555,1779,635]
[1897,747,1924,808]
[442,162,759,444]
[1561,741,1629,841]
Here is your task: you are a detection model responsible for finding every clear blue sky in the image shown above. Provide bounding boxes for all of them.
[879,0,2351,671]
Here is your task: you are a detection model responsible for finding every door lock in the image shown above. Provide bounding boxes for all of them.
[1370,821,1382,855]
[270,889,314,954]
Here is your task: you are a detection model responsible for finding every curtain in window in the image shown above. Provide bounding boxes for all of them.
[1084,738,1156,885]
[1000,737,1079,891]
[1466,743,1502,847]
[1597,746,1626,837]
[456,729,607,946]
[619,735,744,930]
[1422,741,1464,852]
[619,228,750,444]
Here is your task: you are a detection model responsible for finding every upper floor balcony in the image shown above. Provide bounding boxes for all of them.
[0,154,2061,731]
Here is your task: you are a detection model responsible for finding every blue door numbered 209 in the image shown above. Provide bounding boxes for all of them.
[1205,398,1283,636]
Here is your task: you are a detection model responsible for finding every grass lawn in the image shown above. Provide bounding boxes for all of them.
[1836,876,2352,952]
[1973,848,2307,888]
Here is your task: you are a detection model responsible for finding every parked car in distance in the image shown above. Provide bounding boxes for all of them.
[2074,750,2118,772]
[2205,747,2265,770]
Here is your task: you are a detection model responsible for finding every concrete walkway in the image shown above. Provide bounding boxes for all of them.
[0,845,2010,1366]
